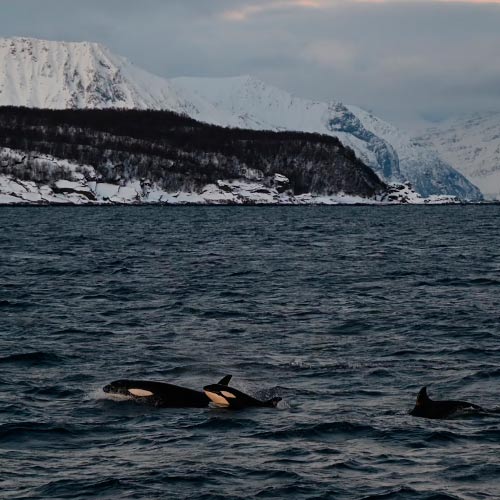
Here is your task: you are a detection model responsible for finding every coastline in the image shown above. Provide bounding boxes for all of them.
[0,176,465,207]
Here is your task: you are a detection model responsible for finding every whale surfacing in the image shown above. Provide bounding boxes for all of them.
[203,377,281,410]
[103,376,232,408]
[409,387,483,419]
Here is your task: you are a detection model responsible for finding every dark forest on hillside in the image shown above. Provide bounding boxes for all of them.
[0,107,386,196]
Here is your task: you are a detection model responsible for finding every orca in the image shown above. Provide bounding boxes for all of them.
[103,375,232,408]
[203,377,282,409]
[409,386,483,419]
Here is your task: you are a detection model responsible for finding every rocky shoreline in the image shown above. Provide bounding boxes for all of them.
[0,174,461,206]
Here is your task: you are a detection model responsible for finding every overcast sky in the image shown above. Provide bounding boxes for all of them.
[1,0,499,128]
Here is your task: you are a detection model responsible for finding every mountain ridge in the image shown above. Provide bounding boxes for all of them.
[0,36,482,200]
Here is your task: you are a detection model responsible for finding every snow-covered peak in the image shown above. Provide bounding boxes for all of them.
[0,37,188,114]
[0,37,242,126]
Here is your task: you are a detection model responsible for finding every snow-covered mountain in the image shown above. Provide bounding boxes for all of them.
[0,36,482,200]
[0,37,236,125]
[420,112,500,200]
[346,106,481,200]
[172,76,481,199]
[0,37,182,109]
[173,76,404,179]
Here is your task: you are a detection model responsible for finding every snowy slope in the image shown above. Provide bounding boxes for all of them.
[348,106,482,200]
[173,76,401,180]
[0,37,235,125]
[420,112,500,200]
[0,37,481,199]
[173,76,481,199]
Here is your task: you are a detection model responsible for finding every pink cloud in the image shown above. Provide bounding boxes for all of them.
[221,0,328,21]
[222,0,500,21]
[221,0,500,23]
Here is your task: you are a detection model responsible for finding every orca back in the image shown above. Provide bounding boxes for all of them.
[103,379,210,408]
[410,387,482,419]
[203,383,282,409]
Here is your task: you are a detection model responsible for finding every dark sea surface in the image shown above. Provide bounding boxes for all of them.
[1,206,499,500]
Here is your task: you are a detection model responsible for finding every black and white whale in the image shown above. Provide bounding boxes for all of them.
[409,387,483,419]
[103,375,232,408]
[203,377,282,409]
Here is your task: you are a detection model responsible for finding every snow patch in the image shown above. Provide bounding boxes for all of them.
[0,173,461,206]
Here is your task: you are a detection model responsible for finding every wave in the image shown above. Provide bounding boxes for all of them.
[359,487,462,500]
[255,421,375,440]
[424,430,461,443]
[458,367,500,383]
[0,422,75,441]
[36,478,124,498]
[416,276,500,288]
[52,327,115,337]
[0,299,34,308]
[0,421,128,444]
[474,427,500,442]
[184,417,257,431]
[0,351,63,366]
[25,386,80,398]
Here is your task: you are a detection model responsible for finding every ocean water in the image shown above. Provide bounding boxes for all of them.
[1,206,499,500]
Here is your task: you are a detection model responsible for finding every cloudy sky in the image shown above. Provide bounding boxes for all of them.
[1,0,499,128]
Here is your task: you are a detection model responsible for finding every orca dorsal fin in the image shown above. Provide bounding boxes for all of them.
[416,386,430,405]
[217,375,232,386]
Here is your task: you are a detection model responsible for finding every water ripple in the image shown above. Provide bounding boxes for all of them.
[1,206,499,500]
